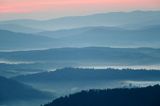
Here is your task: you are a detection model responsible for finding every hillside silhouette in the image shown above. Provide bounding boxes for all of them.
[44,85,160,106]
[0,76,51,104]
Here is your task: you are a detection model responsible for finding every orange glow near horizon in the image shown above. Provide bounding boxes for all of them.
[0,0,160,14]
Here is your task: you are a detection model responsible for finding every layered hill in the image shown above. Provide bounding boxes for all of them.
[1,11,160,30]
[12,68,160,95]
[0,76,51,104]
[0,30,56,50]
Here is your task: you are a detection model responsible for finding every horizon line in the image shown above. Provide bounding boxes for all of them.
[0,9,160,22]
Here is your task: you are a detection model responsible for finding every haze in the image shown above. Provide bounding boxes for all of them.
[0,0,160,20]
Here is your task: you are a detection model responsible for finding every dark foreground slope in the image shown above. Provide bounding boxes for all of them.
[0,76,51,104]
[44,85,160,106]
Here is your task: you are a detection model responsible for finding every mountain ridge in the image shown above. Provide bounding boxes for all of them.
[0,11,160,30]
[0,75,51,103]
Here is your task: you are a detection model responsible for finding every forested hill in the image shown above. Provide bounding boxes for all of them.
[44,85,160,106]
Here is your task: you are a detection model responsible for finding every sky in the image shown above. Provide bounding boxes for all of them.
[0,0,160,20]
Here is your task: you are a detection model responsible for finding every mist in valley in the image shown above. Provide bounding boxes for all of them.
[0,10,160,106]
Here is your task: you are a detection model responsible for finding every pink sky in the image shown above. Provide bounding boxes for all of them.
[0,0,160,20]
